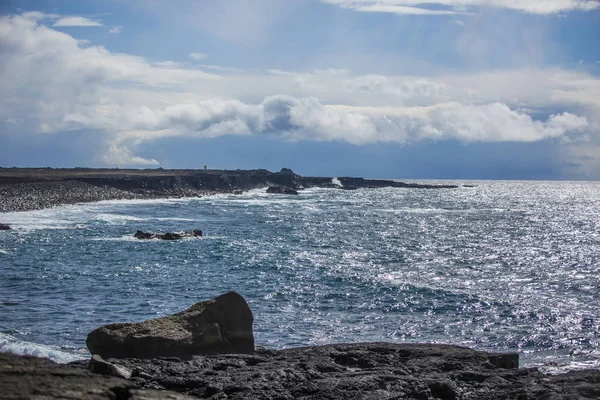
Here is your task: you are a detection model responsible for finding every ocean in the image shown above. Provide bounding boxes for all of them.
[1,181,599,373]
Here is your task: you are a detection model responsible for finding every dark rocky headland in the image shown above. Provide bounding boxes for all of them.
[0,167,457,213]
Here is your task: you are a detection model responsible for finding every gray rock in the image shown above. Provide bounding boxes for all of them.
[0,223,11,230]
[0,352,195,400]
[133,230,203,240]
[109,342,600,400]
[88,354,132,379]
[86,292,254,359]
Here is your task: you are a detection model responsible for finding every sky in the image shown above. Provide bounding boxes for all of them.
[0,1,599,179]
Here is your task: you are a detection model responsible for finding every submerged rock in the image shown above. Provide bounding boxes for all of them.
[133,229,202,240]
[0,223,11,230]
[86,292,254,359]
[266,185,299,195]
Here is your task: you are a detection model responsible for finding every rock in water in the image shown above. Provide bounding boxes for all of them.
[0,223,10,230]
[133,229,202,240]
[86,292,254,359]
[266,185,299,195]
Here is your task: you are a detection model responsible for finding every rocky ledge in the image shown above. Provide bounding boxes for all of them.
[0,167,458,213]
[0,352,195,400]
[3,344,600,400]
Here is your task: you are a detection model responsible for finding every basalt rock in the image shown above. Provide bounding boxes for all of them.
[92,342,600,400]
[266,185,299,195]
[88,354,132,379]
[86,292,254,359]
[0,223,10,230]
[133,229,202,240]
[0,352,195,400]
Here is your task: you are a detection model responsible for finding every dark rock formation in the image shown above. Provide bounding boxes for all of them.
[0,167,458,212]
[0,223,10,230]
[86,292,254,359]
[82,342,600,399]
[266,185,299,195]
[0,352,195,400]
[133,230,203,240]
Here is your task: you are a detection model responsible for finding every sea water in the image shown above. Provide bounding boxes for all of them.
[1,181,599,373]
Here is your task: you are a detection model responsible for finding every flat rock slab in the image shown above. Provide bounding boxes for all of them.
[0,352,195,400]
[87,292,254,359]
[106,342,600,400]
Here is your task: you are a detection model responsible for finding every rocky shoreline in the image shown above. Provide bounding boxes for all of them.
[0,167,458,214]
[2,292,600,399]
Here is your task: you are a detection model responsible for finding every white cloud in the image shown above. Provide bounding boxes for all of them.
[108,26,122,34]
[189,52,208,60]
[1,11,598,167]
[53,16,103,27]
[322,0,600,15]
[199,64,247,72]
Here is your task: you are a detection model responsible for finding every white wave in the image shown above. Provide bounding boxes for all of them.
[92,214,196,224]
[0,333,87,364]
[92,213,146,224]
[204,188,268,201]
[92,196,204,207]
[0,210,77,232]
[537,359,600,374]
[0,248,9,254]
[331,177,343,187]
[153,217,196,222]
[90,235,140,242]
[374,207,478,214]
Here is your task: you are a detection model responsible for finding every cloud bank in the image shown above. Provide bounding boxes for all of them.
[0,11,597,167]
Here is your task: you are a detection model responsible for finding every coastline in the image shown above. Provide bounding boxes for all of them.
[0,167,458,214]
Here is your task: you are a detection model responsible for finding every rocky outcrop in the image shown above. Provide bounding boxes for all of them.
[86,292,254,359]
[266,185,299,195]
[0,223,10,230]
[133,230,203,240]
[0,352,195,400]
[0,167,459,212]
[77,342,600,399]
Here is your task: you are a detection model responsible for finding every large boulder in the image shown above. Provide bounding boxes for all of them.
[86,292,254,359]
[0,223,10,230]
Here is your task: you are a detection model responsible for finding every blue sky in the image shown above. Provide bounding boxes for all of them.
[1,1,599,179]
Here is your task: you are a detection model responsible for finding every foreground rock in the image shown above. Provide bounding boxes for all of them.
[0,352,195,400]
[83,342,600,399]
[0,223,10,230]
[134,229,203,240]
[87,292,254,359]
[266,185,299,195]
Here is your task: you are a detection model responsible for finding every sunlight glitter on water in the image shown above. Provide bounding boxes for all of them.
[1,180,599,368]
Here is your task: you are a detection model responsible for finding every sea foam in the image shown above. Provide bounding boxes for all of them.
[0,333,87,364]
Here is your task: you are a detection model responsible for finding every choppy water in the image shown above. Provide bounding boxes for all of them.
[1,181,599,372]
